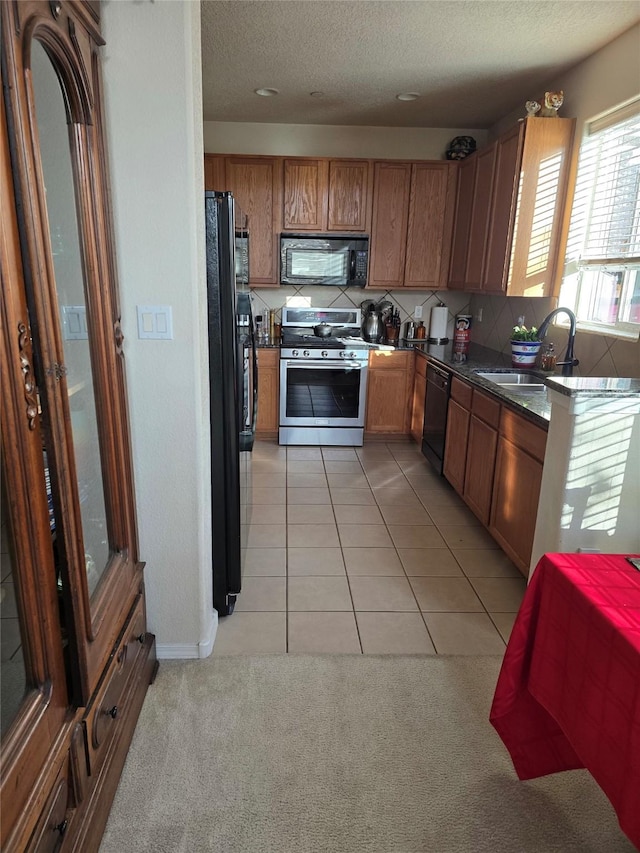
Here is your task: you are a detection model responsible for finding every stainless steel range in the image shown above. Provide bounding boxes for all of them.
[279,306,369,446]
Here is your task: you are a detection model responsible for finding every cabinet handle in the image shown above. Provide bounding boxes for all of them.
[106,705,118,719]
[55,819,68,837]
[137,633,146,644]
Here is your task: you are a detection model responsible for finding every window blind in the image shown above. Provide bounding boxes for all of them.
[569,108,640,268]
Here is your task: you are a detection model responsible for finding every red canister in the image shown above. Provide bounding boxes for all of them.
[453,314,472,360]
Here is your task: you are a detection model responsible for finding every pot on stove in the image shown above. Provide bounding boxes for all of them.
[313,323,333,337]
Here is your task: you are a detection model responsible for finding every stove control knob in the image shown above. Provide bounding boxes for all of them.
[339,351,346,358]
[321,350,328,358]
[349,351,356,359]
[292,349,299,357]
[303,350,310,357]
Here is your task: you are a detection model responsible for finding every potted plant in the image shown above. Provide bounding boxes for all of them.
[510,324,541,367]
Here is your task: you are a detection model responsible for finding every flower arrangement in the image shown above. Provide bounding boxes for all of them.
[510,324,539,342]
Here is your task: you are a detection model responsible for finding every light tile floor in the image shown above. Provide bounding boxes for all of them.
[213,441,527,655]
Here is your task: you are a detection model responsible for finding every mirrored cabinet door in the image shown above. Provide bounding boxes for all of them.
[3,0,145,706]
[1,3,156,849]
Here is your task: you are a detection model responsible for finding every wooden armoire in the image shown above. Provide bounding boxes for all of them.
[1,2,157,849]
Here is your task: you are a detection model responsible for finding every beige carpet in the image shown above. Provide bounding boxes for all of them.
[100,655,635,853]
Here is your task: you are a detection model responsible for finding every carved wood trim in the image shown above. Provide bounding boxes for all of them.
[17,321,39,429]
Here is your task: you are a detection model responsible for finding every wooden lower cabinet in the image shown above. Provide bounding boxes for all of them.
[365,350,414,435]
[443,376,548,575]
[410,354,427,443]
[463,390,500,524]
[489,409,547,575]
[443,398,470,493]
[256,348,280,437]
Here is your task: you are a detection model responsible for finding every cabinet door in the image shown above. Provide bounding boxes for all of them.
[448,156,476,289]
[404,163,456,289]
[463,416,498,524]
[283,159,328,231]
[482,123,523,293]
[226,157,282,286]
[1,97,72,851]
[505,117,576,297]
[410,358,427,444]
[443,398,470,495]
[4,5,148,704]
[204,154,228,191]
[465,144,496,289]
[256,350,279,434]
[327,160,371,232]
[365,351,413,434]
[368,162,411,289]
[490,437,543,575]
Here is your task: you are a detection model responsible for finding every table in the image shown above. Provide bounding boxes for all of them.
[490,553,640,849]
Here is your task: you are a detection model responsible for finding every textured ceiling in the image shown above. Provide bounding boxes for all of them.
[201,0,640,129]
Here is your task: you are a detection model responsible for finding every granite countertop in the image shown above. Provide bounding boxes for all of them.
[413,342,553,427]
[545,376,640,397]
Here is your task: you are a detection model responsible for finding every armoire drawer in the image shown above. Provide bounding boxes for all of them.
[84,595,148,775]
[26,756,74,853]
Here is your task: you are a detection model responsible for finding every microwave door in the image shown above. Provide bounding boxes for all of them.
[286,247,348,286]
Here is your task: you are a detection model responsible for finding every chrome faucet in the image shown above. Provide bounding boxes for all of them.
[537,307,579,377]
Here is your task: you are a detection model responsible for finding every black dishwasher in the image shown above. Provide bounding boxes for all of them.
[421,363,451,473]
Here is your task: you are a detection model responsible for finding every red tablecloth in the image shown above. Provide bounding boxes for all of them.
[490,553,640,849]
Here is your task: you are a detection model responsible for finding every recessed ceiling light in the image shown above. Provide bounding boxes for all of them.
[254,88,279,97]
[396,92,420,101]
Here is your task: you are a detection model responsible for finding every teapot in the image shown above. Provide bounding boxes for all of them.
[362,307,383,343]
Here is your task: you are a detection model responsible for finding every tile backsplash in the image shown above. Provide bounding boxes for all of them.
[251,287,639,378]
[250,286,471,340]
[468,294,640,379]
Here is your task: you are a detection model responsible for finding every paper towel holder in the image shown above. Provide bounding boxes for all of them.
[428,303,449,344]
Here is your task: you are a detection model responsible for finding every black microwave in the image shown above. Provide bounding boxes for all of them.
[280,234,369,287]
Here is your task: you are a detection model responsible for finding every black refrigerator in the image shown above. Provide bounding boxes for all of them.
[205,191,257,616]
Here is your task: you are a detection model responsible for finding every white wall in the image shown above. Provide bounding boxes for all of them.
[204,121,488,160]
[101,1,215,657]
[492,23,640,139]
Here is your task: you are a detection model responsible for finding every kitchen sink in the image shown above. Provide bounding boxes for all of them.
[475,371,545,387]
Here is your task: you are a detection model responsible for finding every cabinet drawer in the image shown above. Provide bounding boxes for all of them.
[85,596,147,775]
[471,389,500,429]
[368,350,412,370]
[499,407,547,462]
[450,376,472,408]
[414,352,427,378]
[26,756,74,853]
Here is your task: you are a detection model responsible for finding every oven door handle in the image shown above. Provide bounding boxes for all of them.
[284,359,365,369]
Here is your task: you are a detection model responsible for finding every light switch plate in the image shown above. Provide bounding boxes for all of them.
[137,305,173,340]
[414,305,423,319]
[62,305,88,340]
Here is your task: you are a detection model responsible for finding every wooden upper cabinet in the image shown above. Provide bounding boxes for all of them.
[204,154,227,192]
[327,160,371,231]
[369,162,412,289]
[225,156,283,287]
[404,162,457,289]
[283,159,328,231]
[448,117,575,297]
[448,156,476,290]
[498,117,575,297]
[371,161,456,290]
[283,158,371,232]
[465,144,497,289]
[482,124,522,292]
